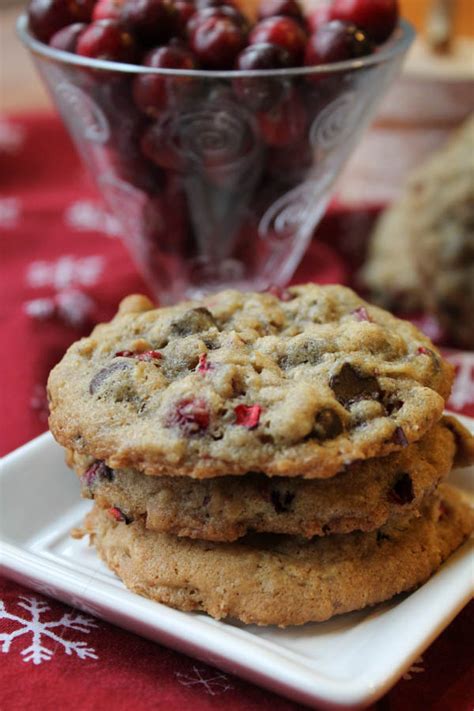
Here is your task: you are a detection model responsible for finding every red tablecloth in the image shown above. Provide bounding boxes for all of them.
[1,113,473,711]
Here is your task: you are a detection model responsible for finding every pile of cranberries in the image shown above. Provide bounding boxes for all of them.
[29,0,399,77]
[27,0,400,295]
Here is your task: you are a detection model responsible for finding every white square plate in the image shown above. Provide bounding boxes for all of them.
[1,417,473,710]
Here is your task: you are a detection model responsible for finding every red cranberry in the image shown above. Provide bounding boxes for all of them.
[233,42,292,111]
[330,0,399,44]
[258,89,307,146]
[28,0,94,42]
[234,404,262,428]
[140,118,183,171]
[352,306,371,321]
[92,0,124,20]
[121,0,179,46]
[166,397,210,434]
[190,13,247,69]
[187,6,249,35]
[249,16,307,65]
[258,0,304,23]
[197,353,213,372]
[108,506,132,523]
[305,20,373,65]
[174,0,195,35]
[133,45,197,116]
[76,19,137,62]
[308,2,332,32]
[266,285,293,300]
[49,22,87,51]
[266,137,312,180]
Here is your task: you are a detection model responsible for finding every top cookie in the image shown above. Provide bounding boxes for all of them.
[48,284,454,478]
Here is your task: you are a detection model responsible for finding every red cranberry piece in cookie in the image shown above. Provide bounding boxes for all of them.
[121,0,179,46]
[249,16,307,65]
[197,353,213,372]
[305,19,373,65]
[167,397,210,435]
[234,404,262,428]
[76,19,137,63]
[133,44,197,116]
[92,0,124,21]
[330,0,399,44]
[115,349,162,361]
[82,460,114,491]
[233,43,293,111]
[258,90,307,147]
[351,306,372,322]
[266,285,293,301]
[189,12,247,68]
[258,0,304,23]
[108,506,132,523]
[49,22,87,52]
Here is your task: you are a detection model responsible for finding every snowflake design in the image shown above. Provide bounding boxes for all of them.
[403,655,425,681]
[26,255,105,290]
[0,121,25,154]
[176,665,233,696]
[447,353,474,410]
[64,199,121,238]
[0,197,21,229]
[0,596,98,665]
[24,289,95,328]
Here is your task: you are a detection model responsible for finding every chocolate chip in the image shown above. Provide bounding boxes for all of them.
[376,531,390,542]
[89,361,131,394]
[330,363,382,406]
[388,473,414,505]
[313,408,344,440]
[280,339,325,368]
[202,495,211,507]
[270,489,295,514]
[171,308,218,336]
[384,398,403,415]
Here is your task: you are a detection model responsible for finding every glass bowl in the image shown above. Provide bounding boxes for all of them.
[17,14,414,304]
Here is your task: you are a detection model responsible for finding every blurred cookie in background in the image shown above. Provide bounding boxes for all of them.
[362,116,474,349]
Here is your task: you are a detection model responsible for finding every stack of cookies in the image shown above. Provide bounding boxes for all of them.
[48,284,474,626]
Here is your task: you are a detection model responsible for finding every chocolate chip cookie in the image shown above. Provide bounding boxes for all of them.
[82,484,473,627]
[48,284,454,478]
[70,416,474,541]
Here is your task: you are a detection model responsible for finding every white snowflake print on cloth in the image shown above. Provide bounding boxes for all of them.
[24,289,96,328]
[64,199,121,238]
[446,353,474,411]
[0,595,98,665]
[0,120,26,154]
[176,665,234,696]
[403,655,425,681]
[26,255,105,290]
[0,197,21,229]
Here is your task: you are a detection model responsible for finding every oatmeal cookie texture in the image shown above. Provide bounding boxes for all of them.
[83,484,474,627]
[48,284,454,478]
[69,416,474,541]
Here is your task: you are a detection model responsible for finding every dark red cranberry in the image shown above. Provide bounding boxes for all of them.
[257,90,307,147]
[28,0,94,42]
[133,45,197,116]
[234,404,262,428]
[233,42,292,111]
[187,6,249,35]
[166,397,210,434]
[189,13,247,68]
[249,16,307,65]
[266,137,312,180]
[49,22,87,52]
[82,460,114,490]
[92,0,124,20]
[108,506,132,523]
[258,0,304,23]
[174,0,195,35]
[330,0,399,43]
[76,19,137,63]
[305,20,373,65]
[121,0,179,46]
[140,119,183,171]
[197,353,213,372]
[308,2,332,32]
[417,346,430,355]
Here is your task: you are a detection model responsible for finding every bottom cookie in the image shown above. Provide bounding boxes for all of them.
[82,484,473,627]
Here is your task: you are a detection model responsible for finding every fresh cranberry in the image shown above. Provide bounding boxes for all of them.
[234,404,262,428]
[305,20,373,65]
[174,0,195,35]
[76,19,137,63]
[121,0,179,46]
[133,45,197,116]
[258,0,304,23]
[189,13,247,68]
[330,0,399,43]
[249,16,307,65]
[166,397,210,434]
[92,0,124,20]
[417,346,430,355]
[308,2,332,32]
[187,6,249,35]
[49,22,87,52]
[140,118,183,171]
[266,285,293,301]
[266,137,312,180]
[28,0,94,42]
[258,89,307,146]
[82,460,114,489]
[233,42,292,111]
